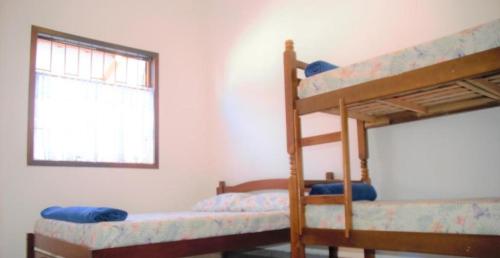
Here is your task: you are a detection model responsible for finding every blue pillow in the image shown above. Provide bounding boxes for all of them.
[41,206,128,223]
[309,183,377,201]
[305,60,338,77]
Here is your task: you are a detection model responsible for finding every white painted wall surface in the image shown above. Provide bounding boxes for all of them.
[1,0,500,257]
[207,0,500,191]
[205,0,500,257]
[0,0,214,257]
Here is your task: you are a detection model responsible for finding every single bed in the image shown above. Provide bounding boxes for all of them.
[27,176,333,258]
[306,198,500,234]
[283,18,500,258]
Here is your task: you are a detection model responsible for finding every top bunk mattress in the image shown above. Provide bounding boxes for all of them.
[298,18,500,99]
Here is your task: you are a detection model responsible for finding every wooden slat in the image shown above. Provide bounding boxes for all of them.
[365,118,394,128]
[399,85,462,102]
[366,100,499,129]
[377,99,428,114]
[296,47,500,115]
[419,97,497,117]
[296,60,308,70]
[422,92,479,106]
[467,79,500,98]
[302,228,500,257]
[303,195,344,205]
[322,107,391,124]
[323,108,372,120]
[302,132,341,146]
[352,103,403,116]
[457,81,500,100]
[366,106,402,116]
[415,90,475,105]
[349,102,388,113]
[347,101,378,111]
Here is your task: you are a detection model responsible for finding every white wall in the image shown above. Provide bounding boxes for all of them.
[0,0,215,257]
[205,0,500,257]
[207,0,500,193]
[2,0,500,257]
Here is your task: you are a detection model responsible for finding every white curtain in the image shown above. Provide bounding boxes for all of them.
[33,73,155,164]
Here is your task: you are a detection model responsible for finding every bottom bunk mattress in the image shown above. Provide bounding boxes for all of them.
[306,198,500,235]
[35,210,289,250]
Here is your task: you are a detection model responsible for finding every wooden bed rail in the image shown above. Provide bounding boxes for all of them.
[217,173,336,194]
[296,60,308,70]
[302,228,500,257]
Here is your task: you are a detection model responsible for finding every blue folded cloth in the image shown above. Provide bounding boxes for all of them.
[305,60,338,77]
[309,183,377,201]
[41,206,128,223]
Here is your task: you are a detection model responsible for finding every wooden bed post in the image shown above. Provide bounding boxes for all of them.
[27,233,34,258]
[357,120,371,184]
[293,110,306,234]
[325,171,335,181]
[284,40,306,258]
[217,181,226,194]
[328,246,339,258]
[339,98,353,238]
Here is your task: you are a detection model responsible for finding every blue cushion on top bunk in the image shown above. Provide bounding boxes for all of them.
[41,206,128,223]
[305,60,338,77]
[309,183,377,201]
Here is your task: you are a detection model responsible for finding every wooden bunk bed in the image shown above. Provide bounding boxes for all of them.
[27,175,334,258]
[283,20,500,258]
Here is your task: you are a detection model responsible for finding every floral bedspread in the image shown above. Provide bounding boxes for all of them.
[306,198,500,235]
[35,211,289,250]
[298,18,500,98]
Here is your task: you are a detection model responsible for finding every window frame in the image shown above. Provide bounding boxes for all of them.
[27,25,159,169]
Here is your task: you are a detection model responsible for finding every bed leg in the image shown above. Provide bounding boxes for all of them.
[27,233,34,258]
[364,249,375,258]
[357,120,371,184]
[328,246,338,258]
[291,242,306,258]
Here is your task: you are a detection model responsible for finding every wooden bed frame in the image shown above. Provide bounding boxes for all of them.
[283,40,500,258]
[27,175,334,258]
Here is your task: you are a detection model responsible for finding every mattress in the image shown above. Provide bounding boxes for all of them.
[306,198,500,235]
[35,211,289,250]
[298,18,500,99]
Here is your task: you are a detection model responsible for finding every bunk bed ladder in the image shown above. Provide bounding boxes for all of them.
[297,99,354,238]
[284,40,374,258]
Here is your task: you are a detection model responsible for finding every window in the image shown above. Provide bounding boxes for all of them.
[28,26,159,168]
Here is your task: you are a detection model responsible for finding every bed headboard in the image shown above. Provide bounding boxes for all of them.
[217,172,335,194]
